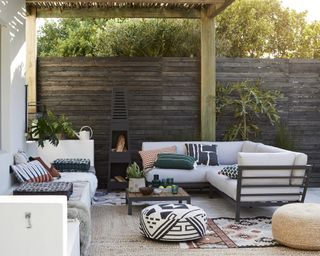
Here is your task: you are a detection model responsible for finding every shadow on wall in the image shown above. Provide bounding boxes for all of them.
[0,1,26,38]
[0,0,26,155]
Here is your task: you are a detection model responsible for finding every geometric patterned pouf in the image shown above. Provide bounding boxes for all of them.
[272,203,320,250]
[140,203,207,242]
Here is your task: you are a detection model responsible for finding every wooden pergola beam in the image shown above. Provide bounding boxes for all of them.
[27,0,225,4]
[206,0,233,18]
[200,8,216,140]
[37,7,201,19]
[26,6,37,114]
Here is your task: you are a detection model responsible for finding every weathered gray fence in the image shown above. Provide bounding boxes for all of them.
[37,57,320,187]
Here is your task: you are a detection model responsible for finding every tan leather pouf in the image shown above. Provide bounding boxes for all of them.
[272,203,320,250]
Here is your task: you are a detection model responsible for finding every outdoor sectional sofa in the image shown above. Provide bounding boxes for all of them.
[143,141,311,221]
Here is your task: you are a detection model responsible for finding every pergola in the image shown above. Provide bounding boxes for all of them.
[25,0,235,140]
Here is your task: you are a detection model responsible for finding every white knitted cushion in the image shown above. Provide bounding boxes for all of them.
[140,203,207,241]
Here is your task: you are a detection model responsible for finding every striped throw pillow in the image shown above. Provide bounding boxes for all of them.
[11,160,53,183]
[139,146,177,170]
[185,143,219,166]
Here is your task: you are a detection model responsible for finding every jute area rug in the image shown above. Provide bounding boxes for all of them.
[90,206,319,256]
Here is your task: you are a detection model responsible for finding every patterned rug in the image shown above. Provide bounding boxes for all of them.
[92,190,174,206]
[180,217,278,249]
[92,191,126,206]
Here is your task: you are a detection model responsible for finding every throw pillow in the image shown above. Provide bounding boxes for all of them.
[52,158,91,172]
[29,156,61,178]
[14,150,29,165]
[219,164,239,179]
[185,143,218,166]
[11,160,53,183]
[154,153,195,170]
[139,146,177,170]
[49,166,61,178]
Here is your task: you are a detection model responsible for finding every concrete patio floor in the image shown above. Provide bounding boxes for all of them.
[190,188,320,219]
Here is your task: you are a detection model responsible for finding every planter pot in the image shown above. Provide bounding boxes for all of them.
[128,178,146,192]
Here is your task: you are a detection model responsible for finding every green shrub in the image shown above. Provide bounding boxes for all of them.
[217,81,283,141]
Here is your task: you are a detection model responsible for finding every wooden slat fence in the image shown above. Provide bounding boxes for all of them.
[37,57,320,187]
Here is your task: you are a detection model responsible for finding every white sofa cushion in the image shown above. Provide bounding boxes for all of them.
[207,168,302,202]
[146,166,212,183]
[237,152,304,186]
[255,144,286,153]
[241,141,260,152]
[57,171,98,198]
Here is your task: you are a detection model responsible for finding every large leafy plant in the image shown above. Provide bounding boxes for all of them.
[217,81,282,141]
[30,110,75,148]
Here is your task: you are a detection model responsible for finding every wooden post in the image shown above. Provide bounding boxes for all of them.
[200,9,216,141]
[26,7,37,114]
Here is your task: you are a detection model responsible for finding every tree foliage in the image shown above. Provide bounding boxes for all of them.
[37,0,320,59]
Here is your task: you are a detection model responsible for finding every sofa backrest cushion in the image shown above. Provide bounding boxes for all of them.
[255,144,285,153]
[142,141,244,165]
[241,141,260,152]
[253,143,308,166]
[238,152,305,185]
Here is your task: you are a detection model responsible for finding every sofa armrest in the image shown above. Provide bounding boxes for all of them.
[236,165,312,202]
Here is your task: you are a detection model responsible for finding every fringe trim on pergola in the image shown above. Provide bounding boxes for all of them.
[26,0,226,10]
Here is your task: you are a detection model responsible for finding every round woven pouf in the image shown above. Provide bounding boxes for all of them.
[140,203,207,242]
[272,203,320,250]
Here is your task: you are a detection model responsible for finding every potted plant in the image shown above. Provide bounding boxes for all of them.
[127,162,146,192]
[30,110,75,148]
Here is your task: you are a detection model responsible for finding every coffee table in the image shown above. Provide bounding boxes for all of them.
[126,187,191,215]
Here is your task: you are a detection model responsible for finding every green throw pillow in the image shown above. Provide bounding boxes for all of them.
[219,165,238,179]
[157,153,195,161]
[154,153,195,170]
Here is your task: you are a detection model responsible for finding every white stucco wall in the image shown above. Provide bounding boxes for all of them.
[0,0,26,194]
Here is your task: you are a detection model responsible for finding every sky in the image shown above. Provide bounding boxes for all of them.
[281,0,320,22]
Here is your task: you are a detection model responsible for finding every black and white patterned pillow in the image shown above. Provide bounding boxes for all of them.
[52,158,90,172]
[219,164,238,179]
[185,143,218,166]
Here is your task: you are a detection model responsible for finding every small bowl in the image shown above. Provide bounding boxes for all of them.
[153,188,163,195]
[139,187,154,196]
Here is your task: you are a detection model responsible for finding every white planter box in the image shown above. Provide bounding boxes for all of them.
[26,140,94,166]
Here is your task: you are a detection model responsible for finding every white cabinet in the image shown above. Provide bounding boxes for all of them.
[68,219,80,256]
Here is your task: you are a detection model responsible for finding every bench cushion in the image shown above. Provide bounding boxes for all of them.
[57,171,98,198]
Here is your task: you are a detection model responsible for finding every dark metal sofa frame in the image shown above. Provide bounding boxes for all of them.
[209,165,312,222]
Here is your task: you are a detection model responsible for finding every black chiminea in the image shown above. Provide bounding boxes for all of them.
[107,88,131,192]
